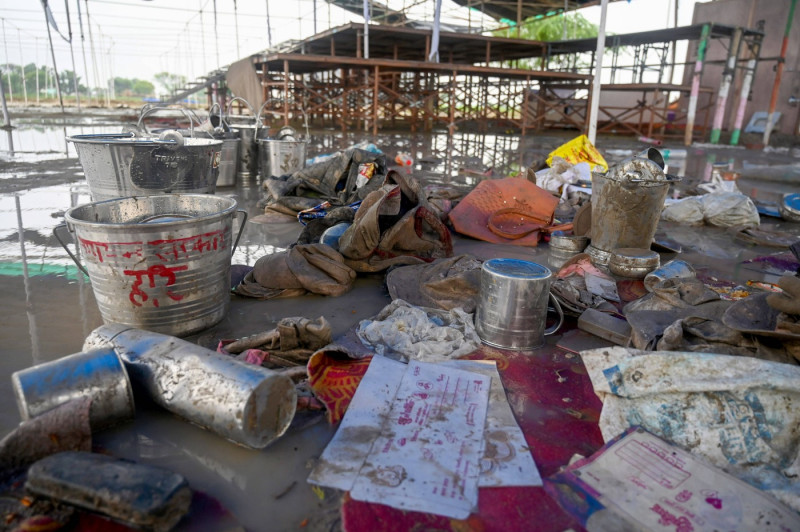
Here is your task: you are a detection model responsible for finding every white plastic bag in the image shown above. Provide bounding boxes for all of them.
[661,196,705,225]
[580,346,800,511]
[702,191,760,227]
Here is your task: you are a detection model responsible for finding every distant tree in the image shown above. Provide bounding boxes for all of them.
[132,79,155,96]
[154,72,186,95]
[114,77,133,94]
[494,12,600,71]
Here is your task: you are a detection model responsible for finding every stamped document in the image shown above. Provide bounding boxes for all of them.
[349,360,490,519]
[545,427,800,532]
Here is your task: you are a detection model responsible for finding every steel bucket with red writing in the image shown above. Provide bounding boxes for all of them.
[55,195,247,337]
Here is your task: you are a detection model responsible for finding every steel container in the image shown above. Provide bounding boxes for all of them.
[226,97,262,179]
[11,348,134,431]
[216,134,241,186]
[780,193,800,222]
[475,258,564,350]
[67,132,223,202]
[55,194,247,337]
[83,324,297,449]
[257,138,308,178]
[608,248,660,279]
[549,235,589,253]
[586,148,675,266]
[644,259,697,292]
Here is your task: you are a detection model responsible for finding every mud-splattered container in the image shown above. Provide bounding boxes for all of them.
[586,148,675,266]
[12,348,134,431]
[67,132,222,202]
[55,195,246,337]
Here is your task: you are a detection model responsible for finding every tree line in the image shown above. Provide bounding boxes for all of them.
[0,63,156,100]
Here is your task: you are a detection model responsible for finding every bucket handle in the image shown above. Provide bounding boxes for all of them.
[544,293,564,336]
[53,223,89,277]
[232,209,248,254]
[137,104,196,139]
[209,102,231,133]
[257,98,310,140]
[226,97,260,130]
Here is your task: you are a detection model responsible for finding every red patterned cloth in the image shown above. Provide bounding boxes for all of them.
[308,350,373,424]
[341,336,604,532]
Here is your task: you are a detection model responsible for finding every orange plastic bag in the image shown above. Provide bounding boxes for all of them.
[448,178,559,247]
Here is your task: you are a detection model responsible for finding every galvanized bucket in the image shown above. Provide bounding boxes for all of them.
[12,348,135,431]
[54,195,247,337]
[475,258,564,350]
[226,97,261,179]
[216,134,240,186]
[256,99,309,178]
[67,132,223,202]
[586,148,676,266]
[67,106,224,202]
[257,137,308,178]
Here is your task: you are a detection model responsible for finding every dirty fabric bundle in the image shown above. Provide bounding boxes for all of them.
[448,177,560,247]
[337,171,453,272]
[262,148,389,214]
[234,244,356,299]
[550,254,619,316]
[385,254,482,313]
[356,299,480,362]
[221,316,332,367]
[307,348,373,424]
[580,346,800,512]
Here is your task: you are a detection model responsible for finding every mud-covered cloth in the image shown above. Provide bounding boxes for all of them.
[234,244,356,299]
[580,346,800,512]
[219,316,332,369]
[337,171,453,273]
[356,299,479,362]
[262,148,389,213]
[385,255,482,313]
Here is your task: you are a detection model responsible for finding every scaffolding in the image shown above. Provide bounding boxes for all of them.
[245,21,763,142]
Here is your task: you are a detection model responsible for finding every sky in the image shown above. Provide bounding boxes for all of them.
[0,0,699,93]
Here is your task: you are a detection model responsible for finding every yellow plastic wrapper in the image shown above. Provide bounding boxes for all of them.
[546,135,608,173]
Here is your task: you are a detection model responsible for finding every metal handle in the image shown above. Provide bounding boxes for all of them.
[256,98,310,140]
[209,102,230,132]
[544,292,564,336]
[136,105,195,138]
[53,223,89,277]
[226,97,259,129]
[232,209,248,254]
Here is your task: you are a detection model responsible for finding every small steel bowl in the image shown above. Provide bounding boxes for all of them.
[549,235,589,253]
[608,248,660,279]
[780,193,800,222]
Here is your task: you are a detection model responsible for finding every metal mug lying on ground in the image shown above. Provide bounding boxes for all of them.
[83,324,297,449]
[11,348,135,432]
[475,258,564,350]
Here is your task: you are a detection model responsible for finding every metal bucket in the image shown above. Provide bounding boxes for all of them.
[217,135,240,186]
[226,97,262,179]
[12,348,135,431]
[83,324,297,449]
[67,132,223,202]
[586,148,675,266]
[54,195,247,337]
[257,138,308,178]
[475,258,564,350]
